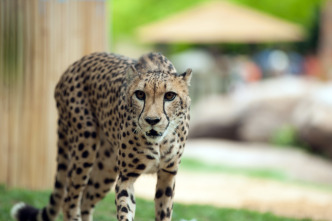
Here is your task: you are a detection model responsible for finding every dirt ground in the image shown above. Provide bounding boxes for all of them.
[134,139,332,221]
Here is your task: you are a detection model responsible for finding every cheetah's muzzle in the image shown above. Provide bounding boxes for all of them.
[146,129,162,138]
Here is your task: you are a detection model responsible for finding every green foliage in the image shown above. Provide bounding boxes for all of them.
[232,0,324,29]
[111,0,326,41]
[111,0,207,40]
[0,185,311,221]
[271,125,311,152]
[271,125,299,147]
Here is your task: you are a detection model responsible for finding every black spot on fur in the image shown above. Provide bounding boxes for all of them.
[136,164,146,170]
[83,162,93,168]
[130,194,136,204]
[76,168,82,175]
[127,172,140,177]
[82,150,89,158]
[160,210,165,220]
[117,190,129,199]
[42,207,50,221]
[57,163,67,171]
[121,207,128,213]
[49,209,56,216]
[146,155,155,160]
[82,210,89,215]
[165,187,173,197]
[98,162,104,170]
[49,195,56,206]
[155,189,163,199]
[104,178,115,184]
[55,180,63,189]
[84,131,90,138]
[78,143,84,150]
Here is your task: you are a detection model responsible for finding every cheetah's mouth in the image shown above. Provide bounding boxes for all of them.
[146,129,162,137]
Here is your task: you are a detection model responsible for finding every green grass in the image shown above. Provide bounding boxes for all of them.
[0,185,311,221]
[181,158,289,180]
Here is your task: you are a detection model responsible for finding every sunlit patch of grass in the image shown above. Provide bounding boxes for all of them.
[180,158,289,179]
[1,185,311,221]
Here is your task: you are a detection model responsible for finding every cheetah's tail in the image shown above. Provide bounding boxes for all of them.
[10,176,66,221]
[11,201,56,221]
[11,202,49,221]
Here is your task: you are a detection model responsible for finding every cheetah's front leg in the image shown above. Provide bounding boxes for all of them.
[115,175,138,221]
[155,169,177,221]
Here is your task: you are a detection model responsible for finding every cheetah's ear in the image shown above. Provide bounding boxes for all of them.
[180,68,192,86]
[126,65,140,81]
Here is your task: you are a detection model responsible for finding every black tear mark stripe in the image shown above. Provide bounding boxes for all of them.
[138,96,145,128]
[153,82,156,103]
[163,98,170,132]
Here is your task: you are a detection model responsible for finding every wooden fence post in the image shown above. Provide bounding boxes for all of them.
[0,0,108,190]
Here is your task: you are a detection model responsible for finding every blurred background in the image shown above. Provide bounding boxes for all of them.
[1,0,332,220]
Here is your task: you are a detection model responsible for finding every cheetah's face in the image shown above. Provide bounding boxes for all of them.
[127,67,192,143]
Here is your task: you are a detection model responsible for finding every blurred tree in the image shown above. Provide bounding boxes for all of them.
[297,6,321,54]
[112,0,205,41]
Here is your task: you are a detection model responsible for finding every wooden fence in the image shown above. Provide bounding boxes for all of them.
[0,0,108,190]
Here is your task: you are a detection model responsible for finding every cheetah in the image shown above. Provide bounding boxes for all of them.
[11,52,192,221]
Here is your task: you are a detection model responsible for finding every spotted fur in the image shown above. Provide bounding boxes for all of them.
[11,52,192,221]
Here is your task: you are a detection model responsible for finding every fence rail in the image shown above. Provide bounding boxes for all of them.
[0,0,108,190]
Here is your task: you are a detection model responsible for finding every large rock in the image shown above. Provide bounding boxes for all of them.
[189,96,241,140]
[189,77,332,158]
[292,84,332,158]
[237,97,299,142]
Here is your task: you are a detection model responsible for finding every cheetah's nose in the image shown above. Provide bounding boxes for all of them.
[145,117,161,125]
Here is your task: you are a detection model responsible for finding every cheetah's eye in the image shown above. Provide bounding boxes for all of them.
[135,90,146,100]
[164,92,177,101]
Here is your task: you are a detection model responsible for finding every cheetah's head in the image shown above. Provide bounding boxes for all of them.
[126,53,192,143]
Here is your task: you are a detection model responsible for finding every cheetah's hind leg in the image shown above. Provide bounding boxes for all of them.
[80,133,118,221]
